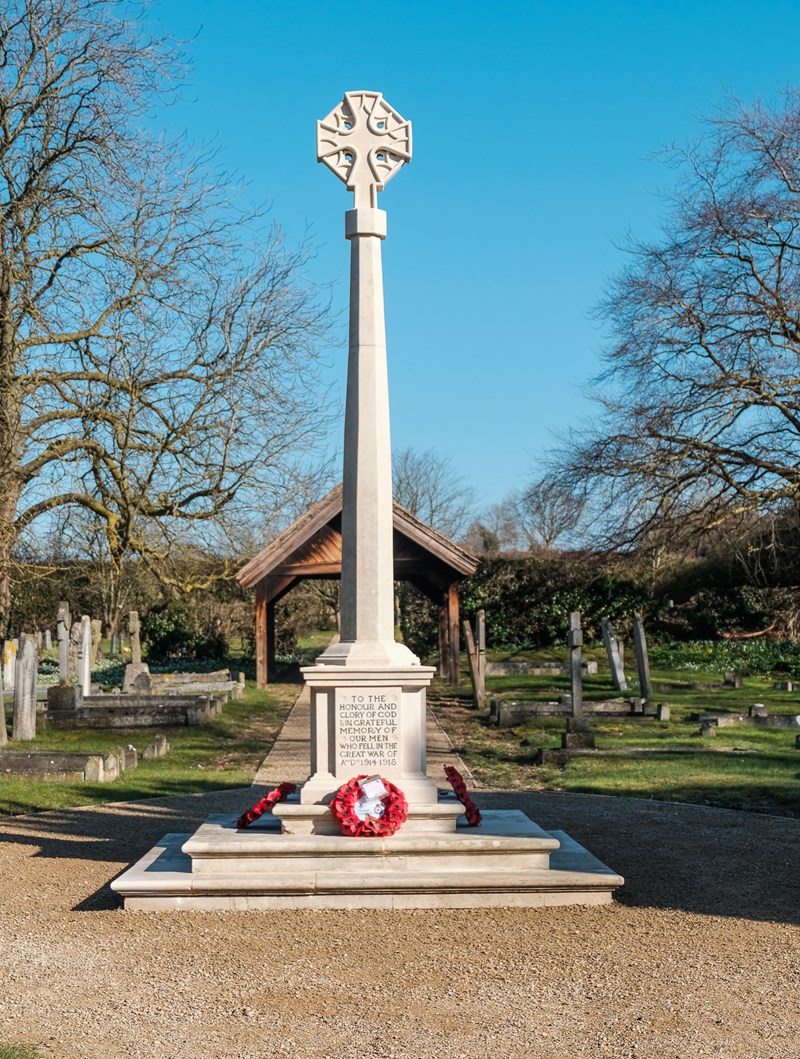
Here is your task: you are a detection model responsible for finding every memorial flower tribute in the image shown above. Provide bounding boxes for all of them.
[330,774,408,837]
[236,782,297,828]
[444,765,482,826]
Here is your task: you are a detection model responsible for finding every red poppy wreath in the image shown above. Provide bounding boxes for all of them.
[236,782,297,828]
[329,774,408,837]
[444,765,482,827]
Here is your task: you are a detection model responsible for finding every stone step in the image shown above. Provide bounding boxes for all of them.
[111,811,623,910]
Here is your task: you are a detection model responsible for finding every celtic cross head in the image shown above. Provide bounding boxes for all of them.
[317,91,412,209]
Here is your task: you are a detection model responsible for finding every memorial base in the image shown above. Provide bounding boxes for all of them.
[110,807,624,910]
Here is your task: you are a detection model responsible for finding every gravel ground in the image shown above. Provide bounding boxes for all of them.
[1,788,799,1059]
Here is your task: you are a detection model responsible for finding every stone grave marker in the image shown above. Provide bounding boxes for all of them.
[3,638,18,691]
[568,611,584,716]
[12,633,38,741]
[57,601,71,682]
[632,613,652,699]
[601,617,628,692]
[123,610,151,693]
[90,619,102,666]
[79,615,92,695]
[44,628,52,651]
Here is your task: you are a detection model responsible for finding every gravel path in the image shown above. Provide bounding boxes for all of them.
[2,784,799,1058]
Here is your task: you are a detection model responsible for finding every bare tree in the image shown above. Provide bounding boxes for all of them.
[0,0,330,634]
[392,447,475,539]
[462,502,520,555]
[561,91,800,547]
[512,476,585,552]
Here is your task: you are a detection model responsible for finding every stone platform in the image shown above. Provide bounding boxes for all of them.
[110,806,623,910]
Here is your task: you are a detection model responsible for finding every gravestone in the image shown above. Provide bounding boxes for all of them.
[123,610,151,693]
[3,638,18,691]
[601,617,628,692]
[90,619,102,666]
[57,601,71,682]
[44,628,52,651]
[68,622,82,681]
[568,611,583,716]
[632,613,652,699]
[12,633,38,741]
[78,615,92,695]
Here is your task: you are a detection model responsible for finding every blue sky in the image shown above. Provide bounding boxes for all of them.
[154,0,800,514]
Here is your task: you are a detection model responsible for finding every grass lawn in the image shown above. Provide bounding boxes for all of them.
[429,645,800,817]
[0,680,299,816]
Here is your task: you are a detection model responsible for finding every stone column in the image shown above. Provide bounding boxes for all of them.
[12,633,38,741]
[278,92,450,825]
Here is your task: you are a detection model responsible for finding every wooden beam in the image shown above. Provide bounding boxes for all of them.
[255,581,268,689]
[447,582,460,686]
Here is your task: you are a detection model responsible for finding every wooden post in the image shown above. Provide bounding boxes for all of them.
[438,600,448,678]
[632,613,652,700]
[447,582,460,686]
[568,611,583,716]
[255,581,268,689]
[476,609,486,707]
[462,618,482,707]
[266,602,276,681]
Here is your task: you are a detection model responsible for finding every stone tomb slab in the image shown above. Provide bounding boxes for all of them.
[110,809,624,910]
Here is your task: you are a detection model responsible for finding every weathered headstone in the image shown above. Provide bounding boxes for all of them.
[12,633,38,741]
[90,619,102,666]
[44,628,52,651]
[657,703,671,722]
[123,610,151,693]
[2,638,17,691]
[568,611,583,716]
[47,684,83,711]
[69,621,82,681]
[601,617,628,692]
[57,601,71,682]
[632,613,652,699]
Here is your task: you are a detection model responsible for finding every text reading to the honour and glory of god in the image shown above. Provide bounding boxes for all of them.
[336,687,400,770]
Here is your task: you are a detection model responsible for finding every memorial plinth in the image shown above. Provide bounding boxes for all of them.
[111,91,623,910]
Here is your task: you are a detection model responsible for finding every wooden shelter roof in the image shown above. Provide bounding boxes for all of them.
[237,482,479,590]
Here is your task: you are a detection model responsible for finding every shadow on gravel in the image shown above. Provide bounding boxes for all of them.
[476,790,800,927]
[3,787,798,924]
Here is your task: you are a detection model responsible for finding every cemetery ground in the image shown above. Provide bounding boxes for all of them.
[2,635,800,1057]
[429,644,800,818]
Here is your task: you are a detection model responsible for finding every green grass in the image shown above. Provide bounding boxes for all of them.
[430,645,800,817]
[0,1045,39,1059]
[0,681,298,816]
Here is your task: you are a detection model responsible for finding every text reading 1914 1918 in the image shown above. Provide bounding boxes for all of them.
[336,687,400,770]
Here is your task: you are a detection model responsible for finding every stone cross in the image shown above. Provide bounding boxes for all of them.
[12,633,38,741]
[317,90,412,210]
[285,93,443,821]
[79,615,92,696]
[568,611,584,716]
[57,601,71,682]
[128,611,141,667]
[314,92,415,667]
[632,613,652,700]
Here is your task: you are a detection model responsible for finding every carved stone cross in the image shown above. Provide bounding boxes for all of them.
[317,91,412,209]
